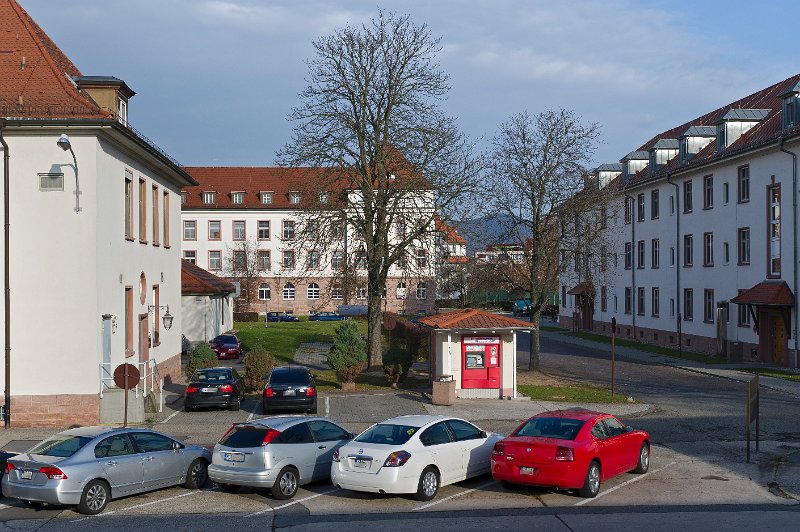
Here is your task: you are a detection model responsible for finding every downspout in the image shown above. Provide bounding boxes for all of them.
[780,138,798,368]
[667,173,681,355]
[623,186,636,338]
[0,119,10,428]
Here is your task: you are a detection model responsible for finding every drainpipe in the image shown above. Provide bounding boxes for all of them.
[667,173,682,355]
[780,138,798,368]
[0,119,10,428]
[623,185,636,338]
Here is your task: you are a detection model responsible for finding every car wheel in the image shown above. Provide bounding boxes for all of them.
[413,466,440,501]
[184,459,209,489]
[632,442,650,474]
[271,467,299,500]
[217,483,241,494]
[309,402,318,415]
[77,479,110,515]
[230,398,240,412]
[578,460,601,498]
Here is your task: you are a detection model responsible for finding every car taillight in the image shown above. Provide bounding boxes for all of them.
[383,450,411,467]
[332,450,340,462]
[493,442,505,456]
[5,462,16,473]
[219,384,234,393]
[39,466,67,480]
[554,446,574,461]
[264,388,274,398]
[262,428,281,446]
[186,386,199,393]
[305,387,315,397]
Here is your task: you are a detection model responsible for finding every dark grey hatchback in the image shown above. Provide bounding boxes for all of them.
[262,366,317,414]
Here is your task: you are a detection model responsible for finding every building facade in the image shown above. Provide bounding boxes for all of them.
[560,74,800,368]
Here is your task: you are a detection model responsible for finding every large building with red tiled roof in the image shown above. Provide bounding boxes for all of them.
[560,74,800,367]
[0,0,194,426]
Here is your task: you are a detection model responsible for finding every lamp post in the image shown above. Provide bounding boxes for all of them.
[148,305,174,330]
[57,134,81,213]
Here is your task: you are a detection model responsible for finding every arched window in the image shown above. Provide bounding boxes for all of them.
[307,283,320,300]
[258,283,270,300]
[356,287,367,300]
[283,283,295,300]
[416,282,427,300]
[396,281,407,300]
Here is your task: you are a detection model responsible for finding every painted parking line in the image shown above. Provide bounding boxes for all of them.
[412,480,497,511]
[71,490,200,522]
[160,409,182,424]
[573,461,676,507]
[324,396,330,417]
[245,487,339,518]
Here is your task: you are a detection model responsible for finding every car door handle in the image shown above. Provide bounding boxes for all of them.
[141,456,155,462]
[106,461,117,466]
[318,445,327,450]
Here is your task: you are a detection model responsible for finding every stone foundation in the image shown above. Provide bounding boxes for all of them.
[11,394,100,428]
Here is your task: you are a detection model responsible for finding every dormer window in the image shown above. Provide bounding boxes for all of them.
[716,109,770,150]
[781,83,800,130]
[289,192,301,204]
[319,192,329,204]
[181,192,187,204]
[261,191,273,205]
[117,98,128,125]
[202,191,216,204]
[231,191,245,204]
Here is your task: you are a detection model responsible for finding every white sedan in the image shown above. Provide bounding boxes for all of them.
[331,415,502,501]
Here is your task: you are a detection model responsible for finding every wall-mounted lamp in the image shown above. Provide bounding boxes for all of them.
[57,134,81,213]
[148,304,174,330]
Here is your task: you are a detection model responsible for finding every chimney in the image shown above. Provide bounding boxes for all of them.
[73,76,135,125]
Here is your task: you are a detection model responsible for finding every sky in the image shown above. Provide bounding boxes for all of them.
[20,0,800,168]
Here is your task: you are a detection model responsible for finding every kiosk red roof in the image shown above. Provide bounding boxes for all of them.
[418,308,535,330]
[730,281,794,307]
[181,260,236,295]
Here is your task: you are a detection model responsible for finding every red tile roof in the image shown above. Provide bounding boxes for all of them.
[181,260,236,295]
[568,281,595,296]
[435,216,467,245]
[445,256,469,264]
[418,308,535,330]
[0,0,104,118]
[730,281,794,307]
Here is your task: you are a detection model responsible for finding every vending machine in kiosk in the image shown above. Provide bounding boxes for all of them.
[461,336,501,389]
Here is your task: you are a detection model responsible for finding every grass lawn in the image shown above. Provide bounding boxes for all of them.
[313,369,430,392]
[738,367,800,382]
[565,331,726,365]
[539,326,564,332]
[517,383,631,403]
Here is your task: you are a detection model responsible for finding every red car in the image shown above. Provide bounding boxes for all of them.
[491,410,650,498]
[210,334,241,359]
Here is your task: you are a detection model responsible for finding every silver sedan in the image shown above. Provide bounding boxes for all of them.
[2,426,211,515]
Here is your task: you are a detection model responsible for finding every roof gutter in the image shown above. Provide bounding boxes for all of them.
[780,138,798,368]
[666,173,682,356]
[0,119,10,428]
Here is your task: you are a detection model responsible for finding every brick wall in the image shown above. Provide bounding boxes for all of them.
[156,352,182,385]
[11,394,100,428]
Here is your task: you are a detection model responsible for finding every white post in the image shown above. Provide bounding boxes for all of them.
[512,331,517,399]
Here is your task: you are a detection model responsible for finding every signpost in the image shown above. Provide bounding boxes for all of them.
[611,317,616,396]
[746,374,760,463]
[113,363,140,428]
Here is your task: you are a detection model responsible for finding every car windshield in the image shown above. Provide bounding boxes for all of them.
[355,424,418,445]
[270,369,310,385]
[513,417,586,440]
[193,369,232,382]
[28,435,93,457]
[216,335,237,344]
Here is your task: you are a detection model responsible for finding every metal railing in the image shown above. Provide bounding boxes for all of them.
[98,359,164,413]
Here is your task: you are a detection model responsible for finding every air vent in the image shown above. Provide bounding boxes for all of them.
[38,172,64,191]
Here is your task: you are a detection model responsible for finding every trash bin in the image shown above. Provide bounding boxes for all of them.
[432,375,456,406]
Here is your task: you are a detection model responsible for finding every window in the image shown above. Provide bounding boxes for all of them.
[738,165,750,203]
[600,207,608,229]
[704,289,715,323]
[306,220,319,240]
[183,220,196,240]
[356,287,367,300]
[723,182,729,204]
[624,242,632,270]
[331,286,343,300]
[95,434,134,458]
[721,242,729,265]
[670,298,675,317]
[308,250,320,269]
[183,250,196,264]
[332,250,344,270]
[683,289,693,321]
[600,286,607,312]
[202,191,216,204]
[703,175,713,209]
[261,192,273,204]
[396,281,407,300]
[258,220,270,240]
[163,192,170,247]
[131,432,175,452]
[258,283,271,300]
[561,286,567,308]
[308,420,350,442]
[420,423,453,447]
[600,245,607,272]
[683,180,693,213]
[651,239,660,269]
[637,287,645,316]
[624,197,632,224]
[282,220,295,240]
[447,419,484,441]
[651,190,659,219]
[319,192,329,204]
[769,184,781,276]
[307,283,320,300]
[637,193,645,222]
[669,194,675,215]
[652,287,660,317]
[124,170,133,239]
[683,234,693,267]
[738,227,751,264]
[624,287,632,315]
[208,220,221,240]
[737,290,751,326]
[209,251,222,270]
[125,286,133,356]
[233,250,246,271]
[703,232,714,266]
[282,250,295,269]
[118,98,128,125]
[232,191,244,204]
[139,178,147,241]
[283,283,295,300]
[233,220,246,241]
[258,250,271,271]
[670,247,675,267]
[152,284,161,344]
[416,249,428,268]
[574,251,580,272]
[181,191,186,205]
[152,186,160,245]
[355,250,367,270]
[289,192,301,204]
[416,282,427,300]
[637,240,645,269]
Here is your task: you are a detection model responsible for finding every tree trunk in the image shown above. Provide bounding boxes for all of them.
[367,292,384,368]
[528,310,540,370]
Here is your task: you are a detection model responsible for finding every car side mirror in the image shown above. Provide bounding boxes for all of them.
[480,431,488,439]
[348,433,357,439]
[173,441,185,451]
[625,426,633,433]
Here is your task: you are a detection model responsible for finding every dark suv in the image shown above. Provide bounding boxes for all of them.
[262,366,317,414]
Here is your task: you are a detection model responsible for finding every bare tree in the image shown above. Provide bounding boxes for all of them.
[278,10,481,366]
[483,109,616,370]
[225,238,265,313]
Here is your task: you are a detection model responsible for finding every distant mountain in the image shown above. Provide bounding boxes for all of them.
[455,214,532,255]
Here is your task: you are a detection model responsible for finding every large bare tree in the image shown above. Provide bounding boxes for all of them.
[278,10,480,366]
[483,109,616,370]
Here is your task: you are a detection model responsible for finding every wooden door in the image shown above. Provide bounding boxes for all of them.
[773,317,786,365]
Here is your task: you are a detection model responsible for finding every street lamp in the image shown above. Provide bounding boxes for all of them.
[56,134,81,213]
[148,304,174,330]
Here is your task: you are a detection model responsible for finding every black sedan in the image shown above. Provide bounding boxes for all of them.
[266,312,299,322]
[185,368,245,412]
[309,311,346,321]
[263,366,317,414]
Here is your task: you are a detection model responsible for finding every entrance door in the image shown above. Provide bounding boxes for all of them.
[773,317,786,365]
[461,337,501,389]
[580,297,594,331]
[138,314,150,364]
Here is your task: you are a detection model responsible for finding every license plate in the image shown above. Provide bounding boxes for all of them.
[201,387,216,393]
[353,458,369,468]
[519,467,537,476]
[20,470,33,480]
[223,452,245,462]
[283,390,295,396]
